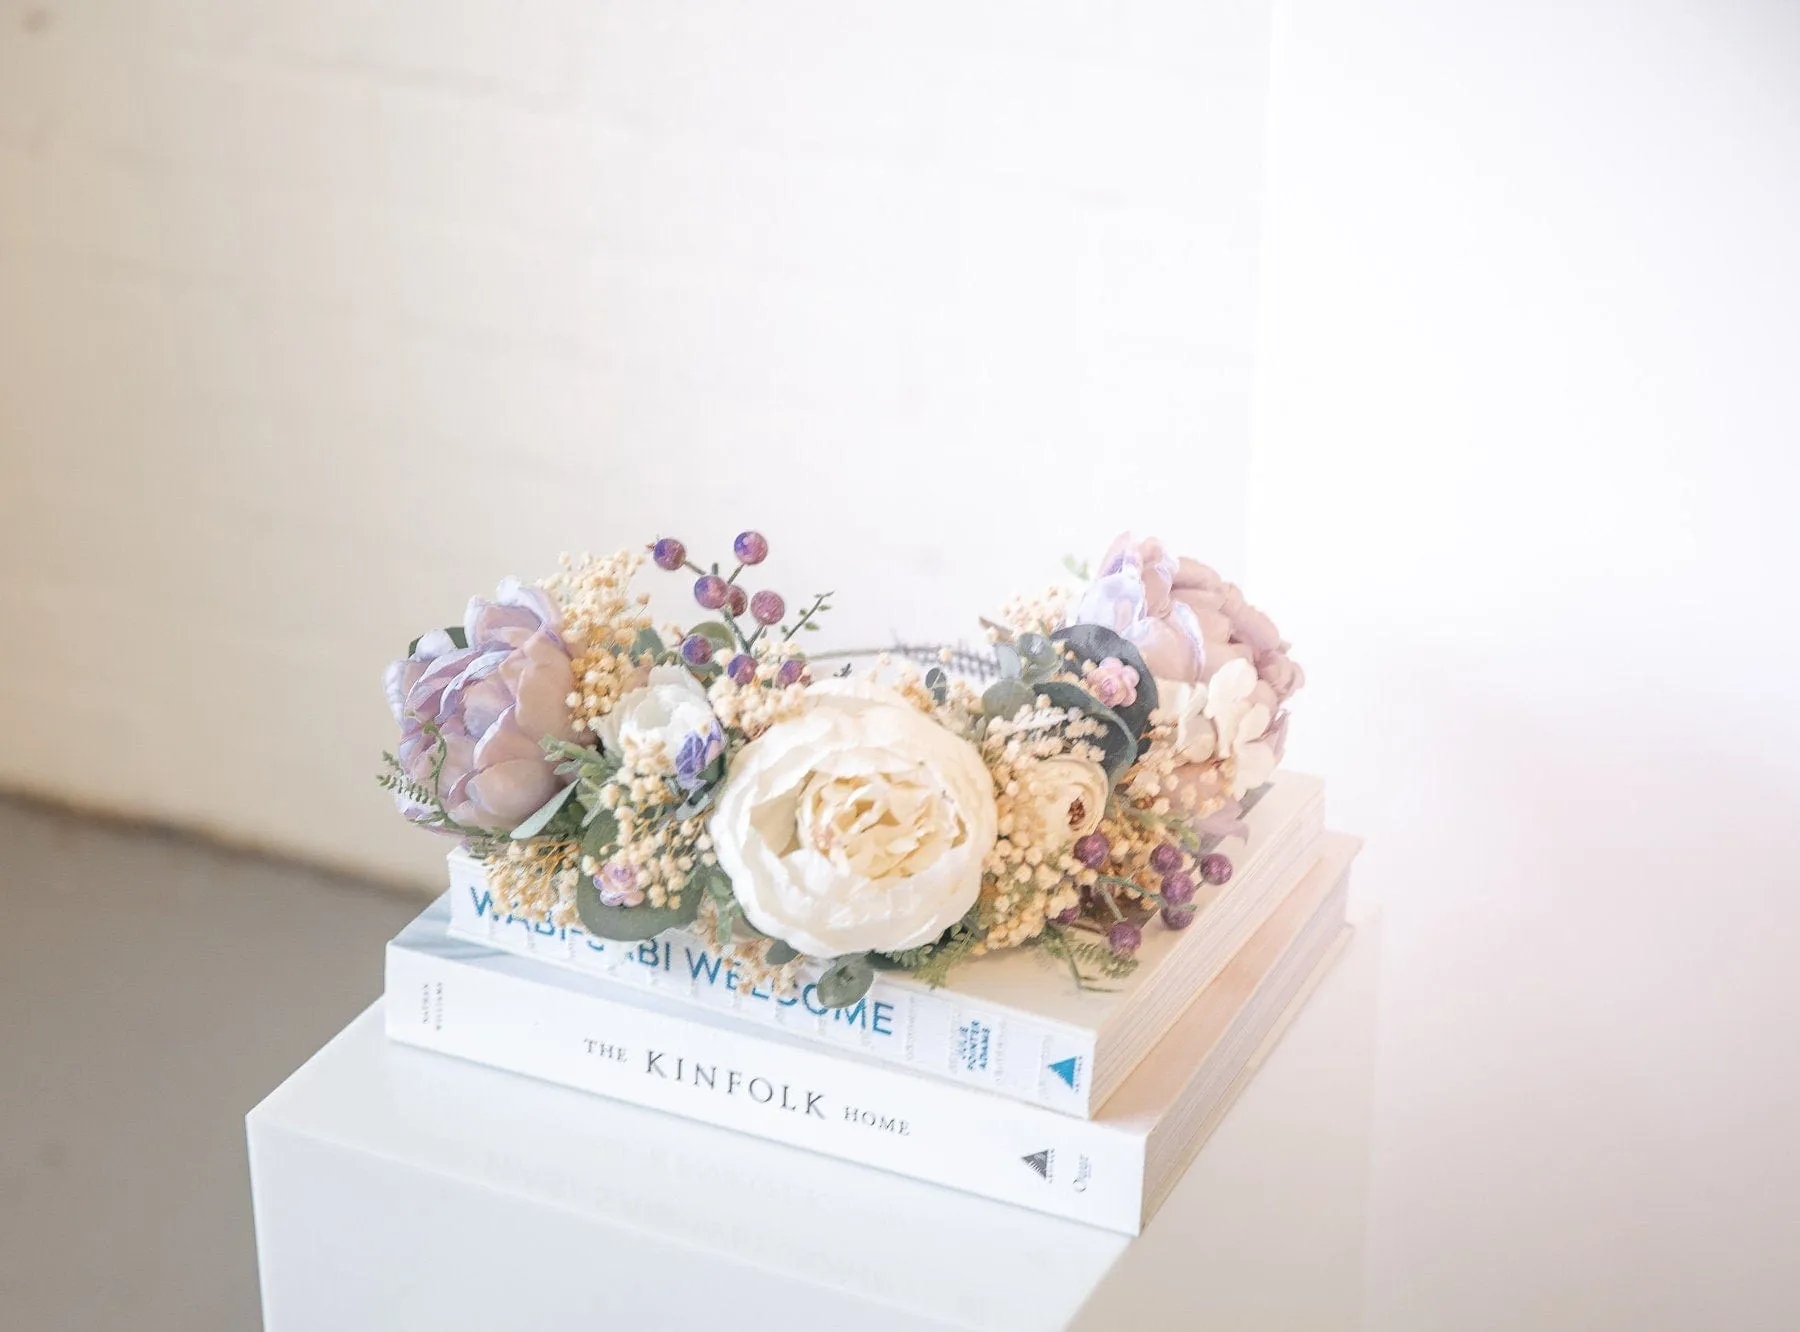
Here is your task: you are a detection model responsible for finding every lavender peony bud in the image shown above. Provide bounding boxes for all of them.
[384,578,580,833]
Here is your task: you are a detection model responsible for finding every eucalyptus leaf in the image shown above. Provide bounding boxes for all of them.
[1034,680,1135,783]
[1049,623,1159,743]
[690,621,737,649]
[993,642,1022,679]
[407,624,469,657]
[576,874,700,941]
[981,678,1035,719]
[631,627,665,660]
[763,941,798,966]
[580,807,620,857]
[924,667,948,703]
[509,782,576,839]
[815,956,875,1009]
[1015,632,1060,681]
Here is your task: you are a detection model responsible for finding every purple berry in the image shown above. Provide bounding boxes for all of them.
[1107,921,1143,955]
[1200,853,1234,886]
[694,574,729,610]
[749,589,785,625]
[1149,842,1183,875]
[1073,833,1110,868]
[726,653,757,685]
[732,530,769,565]
[774,658,807,687]
[679,634,714,667]
[1052,905,1080,926]
[652,537,686,571]
[1160,870,1196,907]
[1161,904,1196,930]
[726,584,748,617]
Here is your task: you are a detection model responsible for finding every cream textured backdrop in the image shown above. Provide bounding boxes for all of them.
[0,1,1271,884]
[1252,1,1800,1327]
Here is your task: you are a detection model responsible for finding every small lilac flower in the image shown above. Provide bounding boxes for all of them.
[674,724,725,791]
[598,861,645,908]
[732,530,769,565]
[726,653,758,685]
[774,658,806,687]
[652,538,686,571]
[1083,656,1140,710]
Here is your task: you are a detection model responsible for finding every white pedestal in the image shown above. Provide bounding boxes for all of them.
[248,912,1379,1331]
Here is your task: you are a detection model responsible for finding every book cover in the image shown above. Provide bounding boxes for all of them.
[387,833,1358,1233]
[447,771,1326,1116]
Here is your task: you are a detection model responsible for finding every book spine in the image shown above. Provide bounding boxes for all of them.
[384,938,1147,1234]
[445,859,1101,1115]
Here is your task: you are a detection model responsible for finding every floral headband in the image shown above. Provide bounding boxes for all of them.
[381,532,1302,1010]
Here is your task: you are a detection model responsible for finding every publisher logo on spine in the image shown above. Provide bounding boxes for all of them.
[1021,1148,1054,1182]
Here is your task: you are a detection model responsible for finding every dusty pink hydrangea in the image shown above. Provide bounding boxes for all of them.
[1069,533,1304,834]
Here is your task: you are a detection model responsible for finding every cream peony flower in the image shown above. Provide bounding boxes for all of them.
[1157,660,1278,798]
[595,665,716,762]
[1023,756,1110,852]
[709,681,998,958]
[1201,659,1277,797]
[1157,679,1217,767]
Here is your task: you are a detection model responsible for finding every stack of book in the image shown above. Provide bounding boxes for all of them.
[383,772,1360,1235]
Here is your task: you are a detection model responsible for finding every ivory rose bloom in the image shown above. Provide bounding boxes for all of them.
[596,665,722,788]
[1023,756,1109,853]
[709,682,998,958]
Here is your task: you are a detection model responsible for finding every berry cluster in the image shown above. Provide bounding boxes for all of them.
[651,531,802,676]
[1062,830,1234,957]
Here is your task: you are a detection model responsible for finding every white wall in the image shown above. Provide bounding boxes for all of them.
[1253,0,1800,1325]
[0,1,1271,883]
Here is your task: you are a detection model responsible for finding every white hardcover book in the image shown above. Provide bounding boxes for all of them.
[445,771,1327,1117]
[386,832,1359,1235]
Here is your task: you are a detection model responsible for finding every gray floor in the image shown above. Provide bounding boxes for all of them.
[0,799,424,1331]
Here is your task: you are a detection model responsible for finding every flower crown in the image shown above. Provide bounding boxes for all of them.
[381,532,1303,1010]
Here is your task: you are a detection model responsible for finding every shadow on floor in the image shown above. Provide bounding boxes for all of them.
[0,798,425,1331]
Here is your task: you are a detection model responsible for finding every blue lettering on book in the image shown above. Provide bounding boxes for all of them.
[956,1020,992,1073]
[469,883,900,1040]
[466,883,607,954]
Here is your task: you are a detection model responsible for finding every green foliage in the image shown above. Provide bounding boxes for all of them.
[781,592,834,640]
[815,955,875,1008]
[763,940,798,966]
[1035,924,1138,991]
[903,932,981,989]
[576,873,701,941]
[631,627,666,661]
[1033,680,1135,783]
[872,908,983,988]
[1049,624,1159,744]
[690,621,737,651]
[981,678,1035,719]
[406,624,468,656]
[509,783,576,839]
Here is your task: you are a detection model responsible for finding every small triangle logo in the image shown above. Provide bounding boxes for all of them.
[1022,1149,1053,1180]
[1048,1057,1079,1090]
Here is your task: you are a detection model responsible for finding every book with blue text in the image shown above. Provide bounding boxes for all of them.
[388,833,1359,1234]
[446,772,1326,1116]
